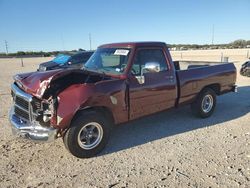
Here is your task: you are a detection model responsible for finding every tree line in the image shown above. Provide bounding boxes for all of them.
[0,48,86,58]
[0,40,249,57]
[168,39,250,50]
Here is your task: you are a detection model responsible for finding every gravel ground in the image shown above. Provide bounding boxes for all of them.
[0,56,249,188]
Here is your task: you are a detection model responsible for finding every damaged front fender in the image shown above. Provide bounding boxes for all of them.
[52,84,94,128]
[52,78,129,130]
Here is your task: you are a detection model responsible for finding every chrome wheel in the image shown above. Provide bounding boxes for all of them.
[77,122,103,150]
[201,94,213,113]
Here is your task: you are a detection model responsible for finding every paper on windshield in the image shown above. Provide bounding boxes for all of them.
[114,49,129,56]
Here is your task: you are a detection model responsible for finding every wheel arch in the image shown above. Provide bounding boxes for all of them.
[70,106,115,129]
[200,83,221,95]
[190,83,220,105]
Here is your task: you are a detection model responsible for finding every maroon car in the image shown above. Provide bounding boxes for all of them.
[9,42,237,158]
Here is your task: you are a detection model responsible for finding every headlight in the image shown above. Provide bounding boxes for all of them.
[39,65,47,71]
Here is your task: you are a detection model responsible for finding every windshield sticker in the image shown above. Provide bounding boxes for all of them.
[114,49,129,56]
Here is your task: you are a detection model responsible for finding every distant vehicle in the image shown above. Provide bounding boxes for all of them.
[240,60,250,77]
[38,51,94,71]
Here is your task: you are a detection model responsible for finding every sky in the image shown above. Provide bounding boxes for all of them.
[0,0,250,53]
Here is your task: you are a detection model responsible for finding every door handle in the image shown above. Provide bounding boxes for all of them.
[165,75,175,83]
[165,75,174,79]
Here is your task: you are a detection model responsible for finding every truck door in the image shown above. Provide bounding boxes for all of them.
[129,48,178,120]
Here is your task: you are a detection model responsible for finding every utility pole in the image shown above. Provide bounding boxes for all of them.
[211,24,214,45]
[4,40,9,54]
[89,33,92,50]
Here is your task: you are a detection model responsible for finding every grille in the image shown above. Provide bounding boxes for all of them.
[13,93,30,120]
[15,96,29,110]
[14,106,29,120]
[11,84,34,121]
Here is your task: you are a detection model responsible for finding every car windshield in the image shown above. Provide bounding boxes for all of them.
[84,48,131,75]
[52,54,71,64]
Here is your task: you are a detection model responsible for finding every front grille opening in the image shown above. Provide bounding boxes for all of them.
[15,106,29,120]
[15,96,29,110]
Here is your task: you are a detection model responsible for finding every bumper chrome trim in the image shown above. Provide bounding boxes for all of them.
[9,107,58,142]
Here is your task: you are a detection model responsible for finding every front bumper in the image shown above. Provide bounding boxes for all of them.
[9,107,58,142]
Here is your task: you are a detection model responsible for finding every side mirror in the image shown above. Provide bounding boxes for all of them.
[136,62,161,85]
[143,62,160,73]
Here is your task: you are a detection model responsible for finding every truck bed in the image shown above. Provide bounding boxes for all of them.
[174,61,237,106]
[174,60,227,70]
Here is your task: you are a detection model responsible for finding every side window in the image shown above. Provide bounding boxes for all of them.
[81,53,94,63]
[132,49,168,75]
[71,54,91,64]
[70,55,82,64]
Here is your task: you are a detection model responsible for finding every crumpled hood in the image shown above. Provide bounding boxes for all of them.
[14,69,80,98]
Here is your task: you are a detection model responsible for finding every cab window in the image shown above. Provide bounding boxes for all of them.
[132,49,168,75]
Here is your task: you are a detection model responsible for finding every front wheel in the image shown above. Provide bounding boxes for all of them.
[191,88,217,118]
[63,111,111,158]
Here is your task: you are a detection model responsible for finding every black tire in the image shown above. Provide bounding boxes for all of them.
[191,88,216,118]
[63,110,111,158]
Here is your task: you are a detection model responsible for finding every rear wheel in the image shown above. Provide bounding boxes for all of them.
[191,88,216,118]
[63,111,111,158]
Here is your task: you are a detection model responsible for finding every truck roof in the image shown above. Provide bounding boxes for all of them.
[99,41,167,49]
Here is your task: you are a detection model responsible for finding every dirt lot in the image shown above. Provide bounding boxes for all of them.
[0,50,249,188]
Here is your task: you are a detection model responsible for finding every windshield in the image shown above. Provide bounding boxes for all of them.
[52,54,71,64]
[84,48,131,75]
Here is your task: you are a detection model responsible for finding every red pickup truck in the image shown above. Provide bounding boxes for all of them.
[9,42,237,158]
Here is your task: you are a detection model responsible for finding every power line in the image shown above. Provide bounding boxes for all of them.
[4,40,8,54]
